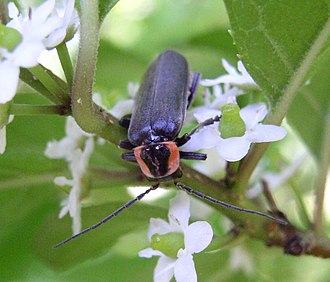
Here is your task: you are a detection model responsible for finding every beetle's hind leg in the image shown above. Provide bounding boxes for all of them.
[119,114,132,129]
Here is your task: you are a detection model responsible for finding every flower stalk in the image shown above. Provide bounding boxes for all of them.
[29,65,68,102]
[57,42,74,87]
[9,104,69,116]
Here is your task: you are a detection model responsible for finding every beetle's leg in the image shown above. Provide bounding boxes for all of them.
[187,72,201,109]
[119,114,132,129]
[176,115,221,147]
[119,140,135,150]
[180,151,207,160]
[121,152,136,161]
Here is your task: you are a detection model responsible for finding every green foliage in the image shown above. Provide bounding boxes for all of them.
[224,0,330,160]
[99,0,120,23]
[224,0,329,105]
[287,48,330,160]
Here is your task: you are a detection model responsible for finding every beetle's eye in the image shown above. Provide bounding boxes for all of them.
[134,142,180,178]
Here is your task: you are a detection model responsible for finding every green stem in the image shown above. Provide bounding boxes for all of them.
[71,0,125,143]
[290,181,311,228]
[19,69,61,104]
[29,65,68,104]
[313,106,330,235]
[0,0,9,24]
[10,104,69,116]
[235,18,330,193]
[57,43,74,87]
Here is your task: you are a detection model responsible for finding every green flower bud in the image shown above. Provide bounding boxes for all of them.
[0,24,22,52]
[219,103,246,138]
[151,232,185,258]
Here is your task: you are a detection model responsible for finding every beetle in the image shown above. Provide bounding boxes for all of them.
[54,50,286,248]
[119,50,215,181]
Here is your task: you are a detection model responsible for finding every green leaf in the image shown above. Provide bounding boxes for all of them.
[99,0,120,22]
[287,47,330,160]
[224,0,330,106]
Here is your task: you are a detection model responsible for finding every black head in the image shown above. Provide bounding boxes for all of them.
[134,142,180,180]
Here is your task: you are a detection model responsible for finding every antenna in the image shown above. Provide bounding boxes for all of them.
[54,182,287,248]
[175,182,287,225]
[53,184,159,248]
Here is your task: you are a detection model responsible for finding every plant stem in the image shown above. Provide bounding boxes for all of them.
[29,65,68,104]
[313,106,330,235]
[0,0,9,24]
[57,43,74,87]
[19,69,61,104]
[10,104,69,116]
[71,0,125,143]
[291,181,311,228]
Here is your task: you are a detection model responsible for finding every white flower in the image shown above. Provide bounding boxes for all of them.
[45,116,93,161]
[109,82,139,119]
[0,115,14,154]
[195,83,243,114]
[0,0,77,104]
[45,116,94,234]
[139,191,213,282]
[200,59,259,90]
[182,103,287,162]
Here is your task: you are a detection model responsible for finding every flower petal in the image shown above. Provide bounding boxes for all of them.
[193,108,221,123]
[180,126,220,151]
[148,218,172,240]
[8,2,19,19]
[45,0,76,47]
[240,103,267,129]
[184,221,213,254]
[11,40,44,67]
[30,0,56,26]
[174,251,197,282]
[192,147,226,178]
[0,60,19,103]
[168,191,190,230]
[217,137,251,162]
[109,99,134,119]
[154,256,176,282]
[246,124,287,143]
[138,248,165,258]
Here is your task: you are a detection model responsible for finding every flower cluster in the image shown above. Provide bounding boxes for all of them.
[182,59,287,162]
[0,0,78,154]
[139,191,213,282]
[0,0,77,104]
[45,117,94,235]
